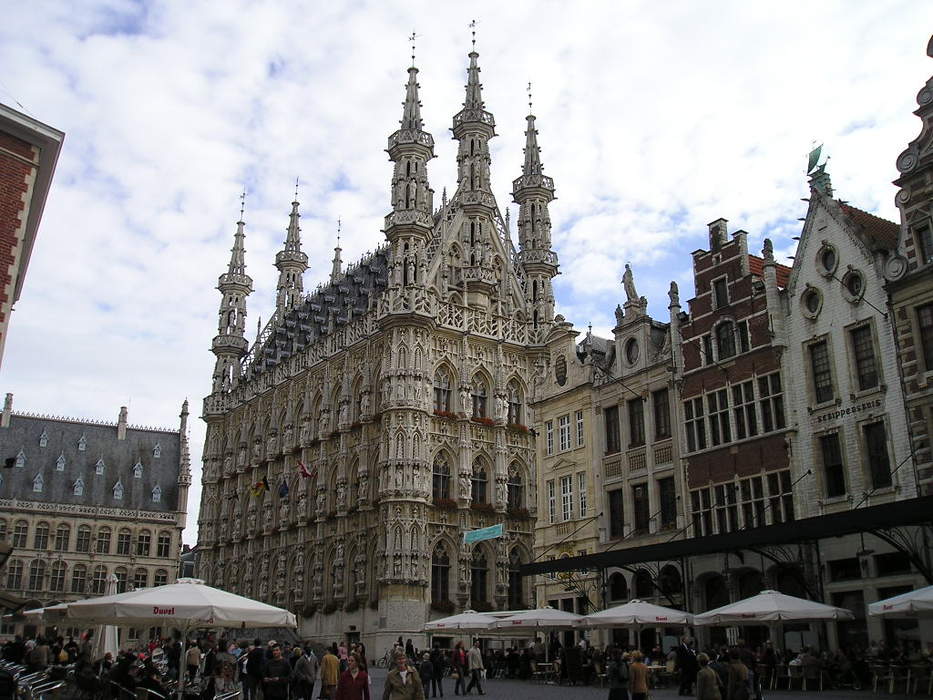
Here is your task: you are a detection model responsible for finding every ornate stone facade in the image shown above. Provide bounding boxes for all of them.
[196,49,554,649]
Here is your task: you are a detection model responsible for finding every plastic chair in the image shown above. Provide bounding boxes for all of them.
[870,663,889,693]
[887,665,911,695]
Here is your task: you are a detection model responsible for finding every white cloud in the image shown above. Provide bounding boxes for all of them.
[1,0,931,543]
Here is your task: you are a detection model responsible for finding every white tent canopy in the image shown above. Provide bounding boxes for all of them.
[868,585,933,618]
[492,606,582,629]
[66,578,297,629]
[694,590,854,625]
[580,599,694,627]
[423,610,497,631]
[23,603,69,623]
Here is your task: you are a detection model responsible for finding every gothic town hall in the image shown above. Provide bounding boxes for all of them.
[196,49,556,647]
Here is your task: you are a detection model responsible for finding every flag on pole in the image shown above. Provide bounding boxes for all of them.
[278,480,289,499]
[298,460,316,479]
[251,477,270,498]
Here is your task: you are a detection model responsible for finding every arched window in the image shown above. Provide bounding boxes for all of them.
[96,527,111,554]
[471,378,488,419]
[114,567,128,593]
[54,524,70,552]
[634,569,654,599]
[470,549,488,605]
[508,549,524,608]
[507,470,524,511]
[715,321,736,360]
[157,531,171,558]
[71,565,87,594]
[49,561,66,592]
[91,565,108,594]
[133,568,148,590]
[432,455,450,502]
[12,520,28,548]
[659,565,683,597]
[117,528,131,555]
[507,381,523,425]
[6,560,23,590]
[154,569,168,587]
[137,530,151,557]
[433,370,451,413]
[33,522,49,550]
[75,525,91,553]
[609,572,629,601]
[27,560,46,591]
[471,461,487,504]
[431,545,450,603]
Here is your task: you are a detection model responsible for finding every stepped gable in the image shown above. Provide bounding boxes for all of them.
[250,246,391,373]
[0,412,181,513]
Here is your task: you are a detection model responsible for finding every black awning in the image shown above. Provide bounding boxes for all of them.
[521,494,933,576]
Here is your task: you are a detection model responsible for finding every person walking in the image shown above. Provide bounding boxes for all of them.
[607,647,630,700]
[418,653,434,698]
[186,641,202,682]
[696,653,722,700]
[463,641,484,696]
[629,651,649,700]
[676,637,698,696]
[263,645,292,700]
[382,652,424,700]
[336,653,370,700]
[450,643,467,696]
[294,647,320,700]
[245,639,266,700]
[725,650,750,700]
[429,646,445,698]
[321,646,341,700]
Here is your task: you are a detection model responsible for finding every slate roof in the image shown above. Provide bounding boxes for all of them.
[0,413,181,513]
[250,246,390,374]
[838,203,899,251]
[747,255,791,288]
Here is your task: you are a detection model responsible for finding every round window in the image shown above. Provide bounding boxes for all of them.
[843,270,864,300]
[818,245,838,276]
[625,338,639,364]
[802,288,822,317]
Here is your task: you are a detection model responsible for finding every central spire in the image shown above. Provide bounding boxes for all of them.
[464,50,484,111]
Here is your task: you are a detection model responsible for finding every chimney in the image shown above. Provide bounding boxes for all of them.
[117,406,128,440]
[1,393,11,428]
[708,218,729,251]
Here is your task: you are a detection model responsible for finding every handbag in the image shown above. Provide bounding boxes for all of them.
[450,672,460,680]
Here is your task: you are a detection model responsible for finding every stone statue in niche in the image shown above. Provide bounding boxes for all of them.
[393,553,402,578]
[495,395,506,421]
[316,489,326,514]
[360,392,371,417]
[318,411,329,437]
[336,482,347,509]
[283,424,293,445]
[279,500,289,525]
[460,387,470,414]
[247,507,257,532]
[263,506,273,531]
[339,402,349,426]
[238,445,247,464]
[496,479,507,505]
[357,474,368,502]
[459,472,470,498]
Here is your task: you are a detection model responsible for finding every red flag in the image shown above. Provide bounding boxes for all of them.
[298,460,316,479]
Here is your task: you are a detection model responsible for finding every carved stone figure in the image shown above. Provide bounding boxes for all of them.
[336,482,347,508]
[622,263,638,303]
[495,394,506,421]
[459,472,471,498]
[297,490,307,516]
[263,505,273,530]
[360,392,371,416]
[316,490,326,514]
[357,474,368,502]
[496,479,507,504]
[247,507,257,532]
[279,500,289,525]
[615,304,624,326]
[668,280,680,306]
[318,411,329,436]
[339,402,349,425]
[460,387,470,414]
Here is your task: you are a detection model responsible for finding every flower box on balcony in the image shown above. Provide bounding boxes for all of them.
[470,502,495,514]
[433,409,458,420]
[471,417,496,427]
[433,498,459,512]
[507,423,530,434]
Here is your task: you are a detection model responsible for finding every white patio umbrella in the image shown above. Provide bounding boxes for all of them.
[491,606,583,629]
[423,610,497,631]
[23,603,69,623]
[67,578,296,699]
[580,599,694,627]
[92,575,120,662]
[868,584,933,618]
[693,589,854,625]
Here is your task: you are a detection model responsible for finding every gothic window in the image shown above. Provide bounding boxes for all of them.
[507,381,522,425]
[56,453,66,471]
[507,468,523,511]
[432,455,450,502]
[15,450,25,468]
[50,561,66,592]
[471,461,487,503]
[134,461,143,478]
[33,522,49,550]
[634,569,654,598]
[433,369,451,413]
[113,480,124,500]
[73,478,84,496]
[38,429,48,448]
[96,527,111,554]
[71,564,87,593]
[470,549,488,604]
[471,377,488,419]
[54,524,70,551]
[508,548,524,608]
[153,444,161,458]
[96,458,105,475]
[78,435,87,451]
[91,565,108,594]
[32,473,43,493]
[152,485,162,503]
[431,545,450,603]
[609,572,629,601]
[75,525,91,553]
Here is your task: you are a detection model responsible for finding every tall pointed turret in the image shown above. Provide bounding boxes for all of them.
[452,49,496,195]
[275,196,309,317]
[512,91,558,337]
[330,221,343,284]
[211,208,253,394]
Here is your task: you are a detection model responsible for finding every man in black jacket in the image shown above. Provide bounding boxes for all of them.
[675,637,698,696]
[263,645,292,700]
[244,639,266,700]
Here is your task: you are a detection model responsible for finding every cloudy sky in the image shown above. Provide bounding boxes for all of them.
[2,1,931,543]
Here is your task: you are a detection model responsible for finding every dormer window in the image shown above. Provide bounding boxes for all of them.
[78,435,87,451]
[95,458,105,475]
[56,454,66,471]
[153,444,161,458]
[133,461,143,478]
[33,473,43,493]
[38,430,48,448]
[73,478,84,496]
[113,481,124,500]
[151,485,162,503]
[15,450,25,468]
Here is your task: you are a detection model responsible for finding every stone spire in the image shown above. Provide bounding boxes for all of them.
[275,193,309,317]
[178,399,191,485]
[330,220,343,284]
[211,204,253,395]
[452,48,496,195]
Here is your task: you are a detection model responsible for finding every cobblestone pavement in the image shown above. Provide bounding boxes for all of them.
[365,668,916,699]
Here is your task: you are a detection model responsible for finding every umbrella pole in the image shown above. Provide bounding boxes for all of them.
[178,623,190,700]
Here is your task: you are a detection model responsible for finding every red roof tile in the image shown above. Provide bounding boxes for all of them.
[839,203,899,251]
[748,255,791,288]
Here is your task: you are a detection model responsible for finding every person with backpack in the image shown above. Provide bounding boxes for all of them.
[607,646,630,700]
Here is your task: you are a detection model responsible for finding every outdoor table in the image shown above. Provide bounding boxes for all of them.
[533,662,555,683]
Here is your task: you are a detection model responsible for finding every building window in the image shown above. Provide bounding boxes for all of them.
[73,478,84,496]
[32,473,43,493]
[133,462,142,478]
[137,530,151,557]
[809,341,834,404]
[819,432,846,498]
[545,420,554,456]
[114,567,128,593]
[12,521,28,548]
[56,454,66,471]
[707,389,731,446]
[608,489,625,538]
[737,320,750,353]
[507,381,522,425]
[38,429,48,448]
[604,405,621,454]
[628,399,645,447]
[716,321,736,359]
[154,569,168,586]
[95,458,104,475]
[433,370,451,413]
[6,560,23,590]
[508,549,523,609]
[575,410,585,446]
[153,444,161,458]
[632,484,650,533]
[843,270,864,301]
[732,380,758,440]
[653,388,671,439]
[91,565,108,595]
[471,379,488,419]
[713,277,728,308]
[864,421,892,489]
[50,561,66,592]
[560,475,573,521]
[33,522,49,550]
[432,455,451,501]
[507,470,524,511]
[15,450,25,468]
[71,565,87,593]
[658,477,676,528]
[558,414,571,451]
[768,470,795,523]
[691,487,713,536]
[739,476,766,528]
[78,435,87,451]
[915,224,933,264]
[151,485,161,503]
[76,525,91,553]
[97,527,111,554]
[850,325,879,391]
[714,483,739,533]
[918,303,933,372]
[117,529,131,556]
[577,472,587,517]
[54,524,70,552]
[133,568,148,591]
[157,532,171,558]
[113,481,124,500]
[27,560,45,591]
[758,372,786,432]
[684,398,706,452]
[470,550,488,604]
[546,480,556,524]
[702,335,714,365]
[431,546,450,603]
[471,463,487,504]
